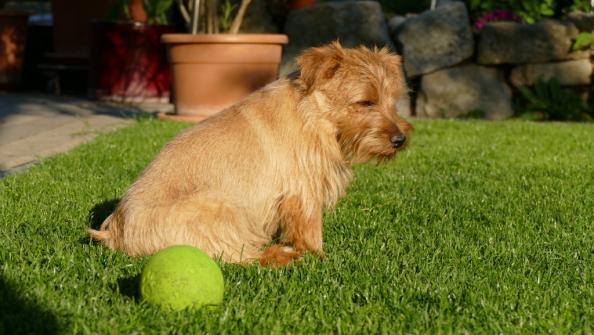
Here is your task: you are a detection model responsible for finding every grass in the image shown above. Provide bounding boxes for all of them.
[1,118,593,334]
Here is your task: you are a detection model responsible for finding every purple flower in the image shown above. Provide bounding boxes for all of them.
[474,9,522,30]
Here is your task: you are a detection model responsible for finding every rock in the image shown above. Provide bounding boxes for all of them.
[394,2,474,77]
[436,0,458,7]
[564,50,592,60]
[567,12,594,32]
[280,1,394,76]
[510,59,593,87]
[416,64,513,120]
[387,15,407,36]
[239,0,279,33]
[397,92,413,117]
[477,20,579,64]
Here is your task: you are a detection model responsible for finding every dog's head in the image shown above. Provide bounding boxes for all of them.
[296,41,412,163]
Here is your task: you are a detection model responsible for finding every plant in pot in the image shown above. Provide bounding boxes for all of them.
[0,0,30,89]
[89,0,177,102]
[159,0,288,122]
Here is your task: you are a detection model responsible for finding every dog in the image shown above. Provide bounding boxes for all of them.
[88,42,412,266]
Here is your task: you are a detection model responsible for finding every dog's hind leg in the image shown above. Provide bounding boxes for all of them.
[97,194,267,263]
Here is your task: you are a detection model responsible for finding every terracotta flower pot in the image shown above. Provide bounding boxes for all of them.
[160,33,288,122]
[0,11,29,89]
[89,21,175,102]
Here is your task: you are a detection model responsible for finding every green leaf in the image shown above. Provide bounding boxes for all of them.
[144,0,173,24]
[573,32,594,51]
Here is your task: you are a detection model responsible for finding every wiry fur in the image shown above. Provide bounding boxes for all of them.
[88,42,411,266]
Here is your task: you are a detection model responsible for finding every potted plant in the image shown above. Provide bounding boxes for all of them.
[0,0,30,89]
[89,0,176,102]
[159,0,288,122]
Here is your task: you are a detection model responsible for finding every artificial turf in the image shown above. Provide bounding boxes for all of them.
[1,118,593,334]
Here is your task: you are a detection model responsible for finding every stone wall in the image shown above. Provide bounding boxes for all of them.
[279,1,594,120]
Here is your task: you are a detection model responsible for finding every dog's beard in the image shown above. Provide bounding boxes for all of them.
[355,134,398,163]
[336,112,404,164]
[338,130,398,164]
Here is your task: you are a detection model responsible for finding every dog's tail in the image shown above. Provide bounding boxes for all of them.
[87,213,116,248]
[87,227,110,241]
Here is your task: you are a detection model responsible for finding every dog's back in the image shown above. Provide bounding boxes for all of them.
[89,79,318,262]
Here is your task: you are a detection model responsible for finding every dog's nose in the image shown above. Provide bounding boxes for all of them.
[390,134,406,148]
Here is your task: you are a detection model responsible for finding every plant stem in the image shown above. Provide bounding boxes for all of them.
[229,0,252,34]
[191,0,201,34]
[205,0,219,33]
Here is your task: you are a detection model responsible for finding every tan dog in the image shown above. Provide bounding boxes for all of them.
[88,42,411,266]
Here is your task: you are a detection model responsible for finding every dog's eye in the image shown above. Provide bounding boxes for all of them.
[356,100,375,107]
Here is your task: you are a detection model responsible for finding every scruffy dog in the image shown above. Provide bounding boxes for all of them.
[89,42,411,266]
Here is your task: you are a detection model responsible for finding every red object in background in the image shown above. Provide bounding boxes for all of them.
[0,11,29,89]
[289,0,317,10]
[90,21,175,102]
[128,0,148,22]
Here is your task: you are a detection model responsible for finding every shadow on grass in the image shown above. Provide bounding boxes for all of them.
[80,199,119,245]
[87,200,143,302]
[88,199,120,230]
[116,274,142,302]
[0,276,60,334]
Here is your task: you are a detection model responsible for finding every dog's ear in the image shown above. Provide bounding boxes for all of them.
[376,48,403,79]
[384,55,402,77]
[296,41,344,91]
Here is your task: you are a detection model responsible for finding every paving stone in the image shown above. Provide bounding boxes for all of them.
[0,94,165,174]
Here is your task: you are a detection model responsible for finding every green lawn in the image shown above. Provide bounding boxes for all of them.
[1,118,593,334]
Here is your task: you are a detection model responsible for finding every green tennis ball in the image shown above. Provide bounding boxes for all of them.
[140,245,224,310]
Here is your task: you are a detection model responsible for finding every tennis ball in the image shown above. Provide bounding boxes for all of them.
[140,245,224,310]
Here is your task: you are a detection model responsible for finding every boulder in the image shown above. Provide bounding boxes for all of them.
[393,2,473,77]
[387,15,407,36]
[239,0,279,33]
[567,12,594,32]
[436,0,459,8]
[280,1,394,76]
[477,20,579,64]
[416,64,513,120]
[510,59,593,87]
